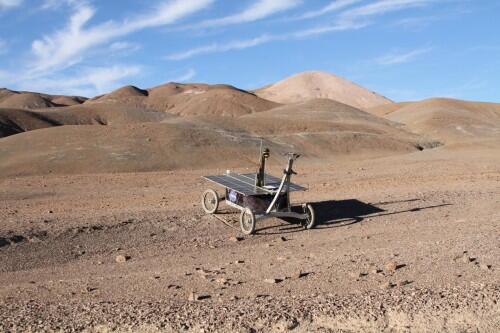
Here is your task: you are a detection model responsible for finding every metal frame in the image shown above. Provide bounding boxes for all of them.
[202,152,312,231]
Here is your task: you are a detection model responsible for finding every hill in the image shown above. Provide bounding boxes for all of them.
[0,123,270,177]
[88,83,279,117]
[374,98,500,144]
[254,71,392,109]
[237,99,434,157]
[0,104,171,138]
[0,88,86,109]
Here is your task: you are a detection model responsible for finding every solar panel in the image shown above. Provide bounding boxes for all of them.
[240,173,306,192]
[203,172,306,195]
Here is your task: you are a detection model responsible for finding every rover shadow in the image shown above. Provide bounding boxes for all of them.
[255,199,451,234]
[256,199,383,234]
[312,199,385,226]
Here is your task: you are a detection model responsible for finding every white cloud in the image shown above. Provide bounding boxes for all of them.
[186,0,301,29]
[339,0,436,23]
[170,68,196,82]
[377,47,432,65]
[167,35,277,60]
[167,0,440,61]
[40,0,82,10]
[166,19,367,60]
[19,65,142,96]
[294,0,362,20]
[109,41,142,54]
[291,20,368,38]
[0,0,22,9]
[29,0,213,73]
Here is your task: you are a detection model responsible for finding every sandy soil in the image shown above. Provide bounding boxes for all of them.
[1,145,498,332]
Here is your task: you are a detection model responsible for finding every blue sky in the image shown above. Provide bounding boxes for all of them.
[0,0,499,102]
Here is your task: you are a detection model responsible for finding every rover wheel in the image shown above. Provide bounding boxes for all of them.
[303,203,316,229]
[240,208,256,235]
[201,189,219,214]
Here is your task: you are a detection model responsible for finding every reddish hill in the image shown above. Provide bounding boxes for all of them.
[254,71,392,109]
[88,83,279,117]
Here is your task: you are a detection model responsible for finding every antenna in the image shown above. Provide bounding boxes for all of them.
[259,138,263,161]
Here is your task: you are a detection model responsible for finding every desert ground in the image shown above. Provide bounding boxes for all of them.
[0,71,499,332]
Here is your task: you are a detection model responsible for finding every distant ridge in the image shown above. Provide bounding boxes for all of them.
[0,88,87,109]
[254,71,392,110]
[373,98,500,143]
[88,82,279,117]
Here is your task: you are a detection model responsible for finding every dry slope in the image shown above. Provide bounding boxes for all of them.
[0,123,268,177]
[375,98,500,144]
[238,98,435,157]
[0,88,86,109]
[0,104,171,138]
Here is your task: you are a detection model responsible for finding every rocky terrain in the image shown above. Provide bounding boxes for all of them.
[0,71,499,332]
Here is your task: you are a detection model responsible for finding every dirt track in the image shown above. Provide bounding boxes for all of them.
[0,146,499,332]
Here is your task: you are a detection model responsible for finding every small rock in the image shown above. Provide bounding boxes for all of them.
[371,268,382,274]
[229,236,243,242]
[167,284,180,289]
[234,260,245,264]
[264,278,282,284]
[188,292,198,301]
[197,269,211,275]
[188,292,210,301]
[115,255,130,263]
[215,278,228,285]
[48,210,53,214]
[385,261,398,273]
[461,255,472,263]
[294,271,310,279]
[397,280,411,287]
[273,318,299,331]
[82,286,97,293]
[479,263,491,271]
[279,236,287,242]
[349,271,363,279]
[380,282,394,290]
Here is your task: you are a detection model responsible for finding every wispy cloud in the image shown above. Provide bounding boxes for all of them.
[391,15,439,29]
[40,0,82,10]
[292,20,368,38]
[340,0,435,22]
[166,35,277,60]
[29,0,213,74]
[167,0,439,61]
[108,41,142,54]
[185,0,301,29]
[0,0,22,9]
[293,0,362,20]
[18,65,142,96]
[167,20,370,60]
[170,68,196,82]
[377,47,432,65]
